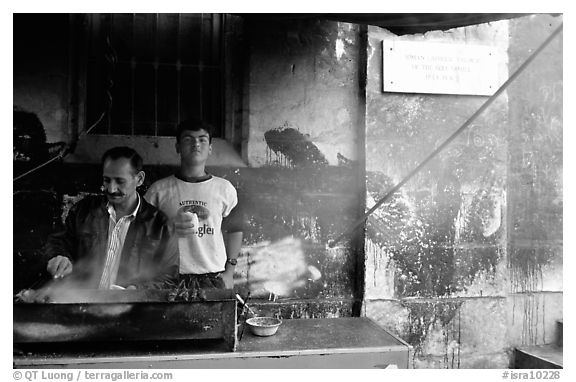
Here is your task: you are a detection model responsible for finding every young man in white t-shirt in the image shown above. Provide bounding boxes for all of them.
[145,119,243,289]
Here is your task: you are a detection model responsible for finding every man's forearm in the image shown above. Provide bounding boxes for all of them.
[223,231,243,262]
[222,231,242,288]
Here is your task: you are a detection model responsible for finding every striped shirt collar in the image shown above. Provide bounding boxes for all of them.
[106,193,141,222]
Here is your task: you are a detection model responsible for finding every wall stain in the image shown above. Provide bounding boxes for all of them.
[264,125,329,168]
[366,154,506,299]
[510,292,554,346]
[402,300,462,368]
[366,168,462,297]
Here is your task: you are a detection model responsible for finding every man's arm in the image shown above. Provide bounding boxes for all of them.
[220,195,245,288]
[44,202,80,278]
[221,231,243,289]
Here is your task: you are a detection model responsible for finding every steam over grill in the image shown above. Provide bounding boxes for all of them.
[13,289,238,352]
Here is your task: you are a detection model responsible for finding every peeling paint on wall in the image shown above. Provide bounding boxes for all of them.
[335,39,345,60]
[455,189,505,241]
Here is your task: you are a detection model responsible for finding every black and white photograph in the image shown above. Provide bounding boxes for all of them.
[9,4,565,376]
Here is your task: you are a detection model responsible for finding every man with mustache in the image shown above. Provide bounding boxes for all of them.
[44,146,178,289]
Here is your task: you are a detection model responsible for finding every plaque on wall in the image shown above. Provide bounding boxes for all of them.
[382,40,503,96]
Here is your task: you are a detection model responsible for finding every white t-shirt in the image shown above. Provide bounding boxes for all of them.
[144,175,238,274]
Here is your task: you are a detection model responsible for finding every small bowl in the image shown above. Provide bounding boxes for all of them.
[245,317,282,337]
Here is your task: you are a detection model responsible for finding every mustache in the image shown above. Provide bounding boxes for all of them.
[100,186,125,197]
[104,191,125,197]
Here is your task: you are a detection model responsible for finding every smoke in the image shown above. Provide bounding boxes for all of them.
[13,322,98,342]
[16,275,99,304]
[235,236,322,298]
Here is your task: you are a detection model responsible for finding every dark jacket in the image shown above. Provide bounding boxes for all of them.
[45,194,178,289]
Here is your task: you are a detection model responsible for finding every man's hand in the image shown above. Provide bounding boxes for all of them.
[220,268,234,289]
[174,211,197,236]
[47,256,73,279]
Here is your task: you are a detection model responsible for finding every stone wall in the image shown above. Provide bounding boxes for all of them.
[238,19,365,315]
[506,15,563,349]
[363,14,562,368]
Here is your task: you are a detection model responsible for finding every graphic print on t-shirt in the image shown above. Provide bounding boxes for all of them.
[178,201,214,237]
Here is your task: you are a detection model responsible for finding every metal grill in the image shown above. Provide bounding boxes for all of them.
[86,13,224,137]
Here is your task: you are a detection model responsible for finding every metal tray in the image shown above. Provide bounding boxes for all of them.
[13,289,237,351]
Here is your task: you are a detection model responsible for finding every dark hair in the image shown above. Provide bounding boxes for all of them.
[175,118,214,143]
[101,146,143,173]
